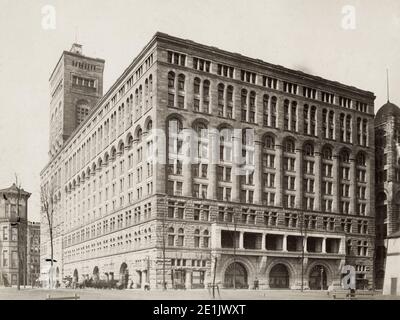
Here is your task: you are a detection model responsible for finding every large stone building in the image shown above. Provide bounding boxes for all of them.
[0,184,31,287]
[40,33,375,290]
[27,222,40,286]
[374,101,400,291]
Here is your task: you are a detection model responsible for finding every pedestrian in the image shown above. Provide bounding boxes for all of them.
[254,278,259,290]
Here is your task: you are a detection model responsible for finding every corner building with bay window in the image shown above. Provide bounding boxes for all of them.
[40,33,375,290]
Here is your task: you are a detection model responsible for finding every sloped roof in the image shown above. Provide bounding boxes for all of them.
[0,183,31,197]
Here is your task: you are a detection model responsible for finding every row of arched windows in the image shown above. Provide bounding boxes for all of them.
[167,71,369,145]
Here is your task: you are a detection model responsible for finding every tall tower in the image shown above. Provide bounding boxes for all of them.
[48,43,105,158]
[374,101,400,289]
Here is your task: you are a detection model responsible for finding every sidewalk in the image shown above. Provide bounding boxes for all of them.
[0,287,398,300]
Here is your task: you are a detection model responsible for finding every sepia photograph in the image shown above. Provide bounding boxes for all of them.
[0,0,400,310]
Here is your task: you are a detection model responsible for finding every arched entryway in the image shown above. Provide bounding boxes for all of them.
[120,263,129,289]
[309,265,328,290]
[224,262,248,289]
[269,264,290,289]
[93,266,100,282]
[56,267,60,281]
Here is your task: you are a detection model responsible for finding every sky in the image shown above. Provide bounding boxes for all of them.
[0,0,399,222]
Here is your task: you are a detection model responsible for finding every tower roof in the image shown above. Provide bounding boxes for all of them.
[375,101,400,125]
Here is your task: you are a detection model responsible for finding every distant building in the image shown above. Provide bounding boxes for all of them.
[27,222,40,286]
[41,33,375,290]
[0,184,31,287]
[374,101,400,289]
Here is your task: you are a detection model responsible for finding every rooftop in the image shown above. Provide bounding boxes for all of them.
[0,183,31,197]
[375,101,400,125]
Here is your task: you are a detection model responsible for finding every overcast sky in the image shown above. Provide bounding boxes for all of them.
[0,0,399,222]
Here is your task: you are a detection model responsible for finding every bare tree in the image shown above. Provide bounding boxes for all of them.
[40,181,55,288]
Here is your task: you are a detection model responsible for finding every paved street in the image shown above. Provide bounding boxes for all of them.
[0,287,399,300]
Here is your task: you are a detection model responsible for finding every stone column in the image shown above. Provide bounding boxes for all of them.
[253,140,263,205]
[349,158,357,215]
[208,129,218,200]
[239,231,244,249]
[295,148,303,209]
[282,235,287,252]
[332,154,340,213]
[231,136,242,202]
[261,233,266,250]
[322,238,327,253]
[314,151,322,211]
[185,270,192,289]
[182,128,193,197]
[275,145,283,207]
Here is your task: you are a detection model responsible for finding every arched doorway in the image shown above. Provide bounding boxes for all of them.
[269,264,290,289]
[93,266,100,282]
[120,263,129,289]
[309,265,328,290]
[224,262,248,289]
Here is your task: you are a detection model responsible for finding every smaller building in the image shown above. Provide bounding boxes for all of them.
[0,183,31,286]
[383,231,400,295]
[27,222,40,287]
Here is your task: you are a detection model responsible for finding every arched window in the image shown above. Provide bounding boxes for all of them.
[203,230,210,248]
[340,150,350,163]
[149,74,153,92]
[147,120,153,132]
[270,97,277,128]
[264,135,275,149]
[194,77,201,95]
[194,122,208,160]
[227,86,234,119]
[283,138,295,153]
[357,152,366,166]
[194,229,200,248]
[136,128,143,142]
[178,74,185,91]
[168,118,184,177]
[168,71,175,88]
[263,95,269,126]
[219,127,233,162]
[241,89,248,122]
[346,115,352,142]
[218,83,225,116]
[304,143,314,156]
[203,80,210,113]
[249,91,256,123]
[322,146,333,160]
[167,227,175,246]
[177,228,184,247]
